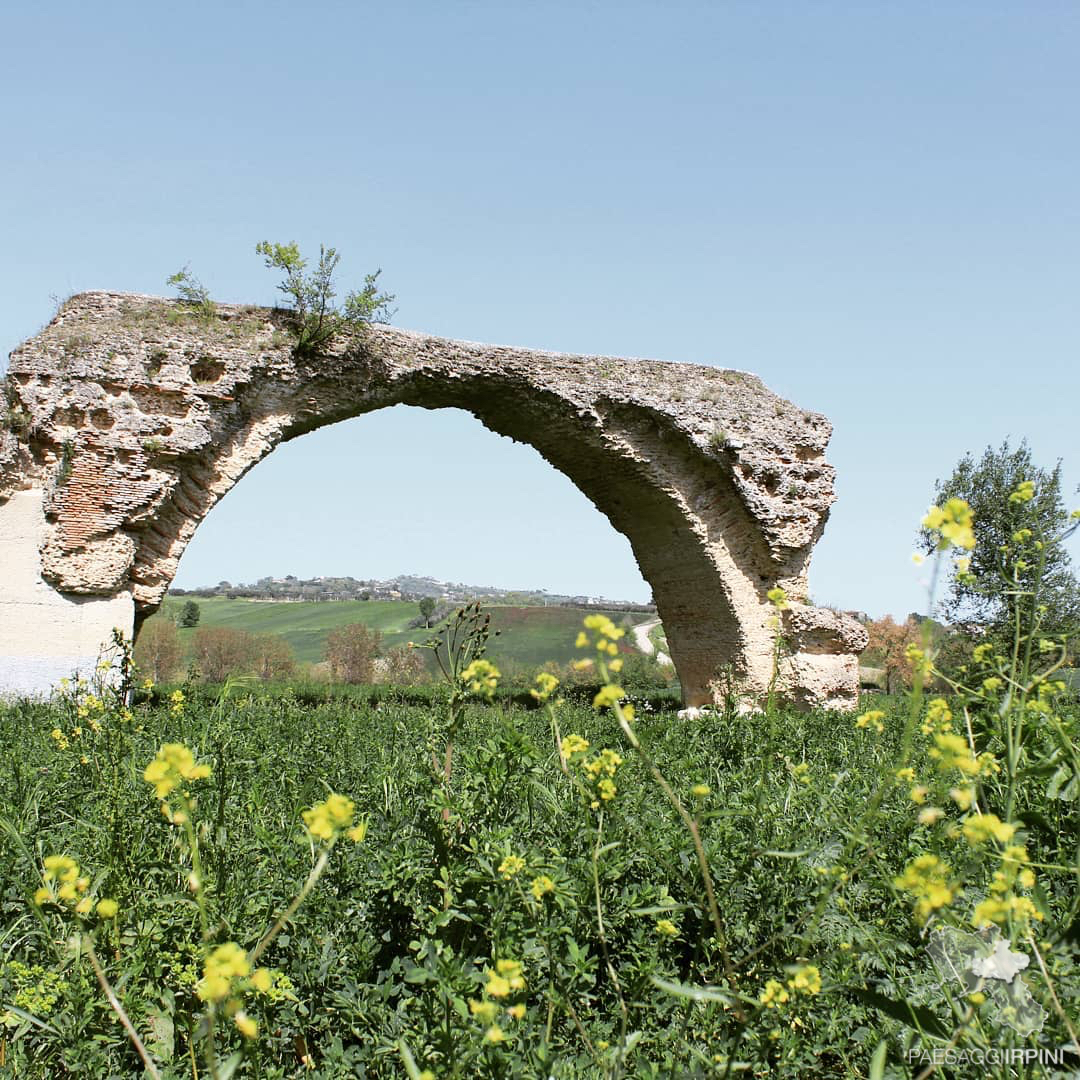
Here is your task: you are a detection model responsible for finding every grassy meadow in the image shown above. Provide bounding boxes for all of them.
[2,496,1078,1078]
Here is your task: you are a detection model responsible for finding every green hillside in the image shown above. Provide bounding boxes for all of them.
[153,596,646,669]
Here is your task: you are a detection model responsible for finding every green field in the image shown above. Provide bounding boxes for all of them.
[155,596,650,669]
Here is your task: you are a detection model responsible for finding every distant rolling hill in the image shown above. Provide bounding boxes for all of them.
[153,596,647,670]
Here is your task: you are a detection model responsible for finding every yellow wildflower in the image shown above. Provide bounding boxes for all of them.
[1008,480,1035,504]
[143,743,211,799]
[760,979,789,1008]
[691,783,711,798]
[469,998,497,1021]
[197,942,251,1003]
[787,965,821,995]
[507,1003,525,1020]
[592,683,625,710]
[43,855,79,884]
[921,698,953,735]
[498,855,526,880]
[495,958,525,990]
[461,659,500,697]
[855,709,885,733]
[961,814,1017,846]
[917,807,944,825]
[234,1012,257,1039]
[561,734,589,757]
[302,793,358,843]
[894,854,955,923]
[530,672,559,702]
[530,875,555,900]
[484,1025,506,1043]
[929,733,978,775]
[922,498,975,551]
[655,918,679,937]
[583,614,624,641]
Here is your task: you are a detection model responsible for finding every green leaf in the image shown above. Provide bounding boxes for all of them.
[397,1038,424,1079]
[851,986,951,1040]
[869,1038,888,1080]
[217,1050,244,1080]
[0,1002,60,1035]
[650,976,734,1005]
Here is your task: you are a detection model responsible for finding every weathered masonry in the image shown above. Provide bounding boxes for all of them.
[0,293,867,705]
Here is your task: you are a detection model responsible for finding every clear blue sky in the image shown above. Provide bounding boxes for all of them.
[3,2,1077,616]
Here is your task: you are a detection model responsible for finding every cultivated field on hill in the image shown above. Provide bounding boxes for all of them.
[153,596,649,669]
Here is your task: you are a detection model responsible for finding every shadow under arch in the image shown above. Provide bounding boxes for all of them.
[1,293,867,707]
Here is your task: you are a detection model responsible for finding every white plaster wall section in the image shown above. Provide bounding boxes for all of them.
[0,489,133,695]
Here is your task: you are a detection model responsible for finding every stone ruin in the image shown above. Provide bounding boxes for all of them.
[0,292,867,705]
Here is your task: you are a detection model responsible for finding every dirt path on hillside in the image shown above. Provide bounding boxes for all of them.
[632,617,672,666]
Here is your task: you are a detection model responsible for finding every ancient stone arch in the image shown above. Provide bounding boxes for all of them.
[0,292,866,704]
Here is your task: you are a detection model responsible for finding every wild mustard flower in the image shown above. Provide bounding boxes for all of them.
[917,807,944,826]
[583,614,624,642]
[655,918,679,937]
[949,787,974,810]
[593,683,624,710]
[560,734,589,757]
[169,689,185,716]
[144,743,212,800]
[972,895,1042,929]
[691,783,711,798]
[1008,480,1035,504]
[460,659,500,697]
[760,979,790,1008]
[498,855,525,880]
[894,854,955,923]
[787,965,821,995]
[530,671,559,702]
[469,998,498,1021]
[855,710,885,734]
[961,814,1017,846]
[197,942,250,1003]
[922,497,975,551]
[484,1025,506,1043]
[484,959,525,997]
[766,586,789,610]
[929,732,978,775]
[234,1012,257,1039]
[302,793,365,844]
[530,875,555,900]
[96,898,118,919]
[507,1004,525,1020]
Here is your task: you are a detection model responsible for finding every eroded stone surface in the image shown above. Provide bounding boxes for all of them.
[1,292,865,706]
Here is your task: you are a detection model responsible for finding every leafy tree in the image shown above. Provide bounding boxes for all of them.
[864,615,920,693]
[256,241,394,357]
[325,623,382,684]
[166,265,215,322]
[134,619,183,683]
[922,439,1080,649]
[177,600,201,628]
[419,596,436,628]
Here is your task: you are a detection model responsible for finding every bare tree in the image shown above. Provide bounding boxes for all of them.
[325,623,382,684]
[134,619,183,683]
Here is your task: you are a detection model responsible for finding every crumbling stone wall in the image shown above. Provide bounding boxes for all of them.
[0,292,866,705]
